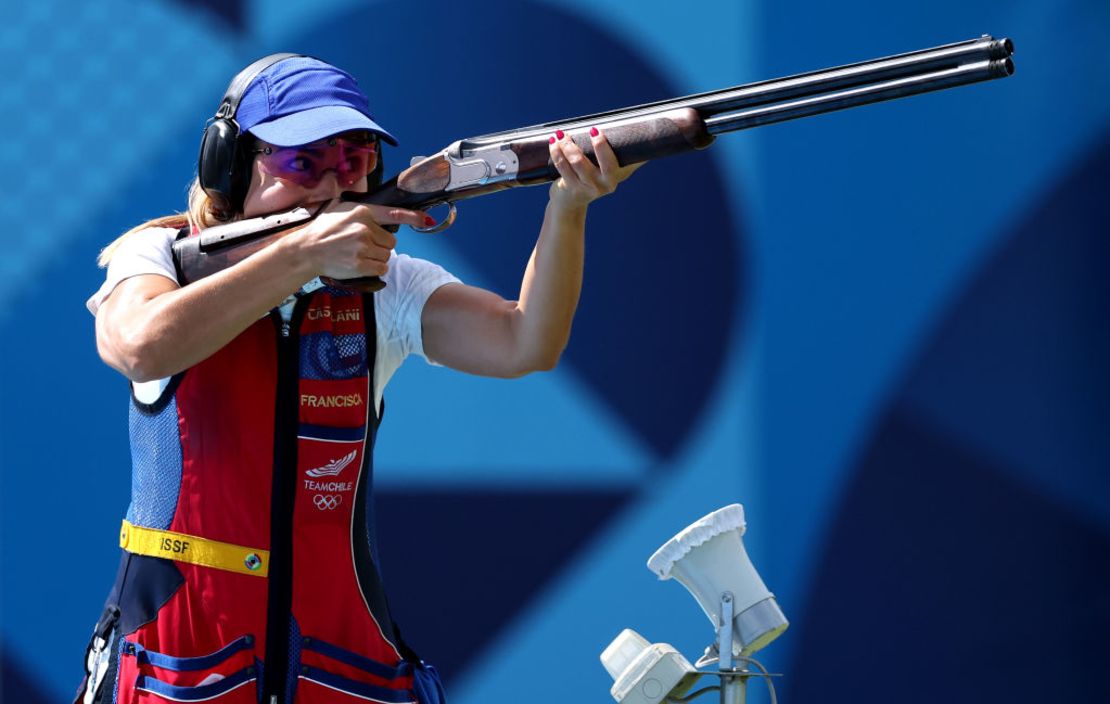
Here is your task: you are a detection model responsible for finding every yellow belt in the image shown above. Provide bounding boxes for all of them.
[119,520,269,578]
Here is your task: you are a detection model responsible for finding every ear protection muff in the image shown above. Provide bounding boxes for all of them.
[197,53,303,219]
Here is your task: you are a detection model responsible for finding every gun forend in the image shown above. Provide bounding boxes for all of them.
[352,107,714,214]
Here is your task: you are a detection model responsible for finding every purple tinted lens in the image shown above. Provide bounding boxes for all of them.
[257,139,377,187]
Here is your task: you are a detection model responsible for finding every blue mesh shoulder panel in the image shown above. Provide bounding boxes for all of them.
[125,393,183,530]
[300,332,368,381]
[301,289,367,381]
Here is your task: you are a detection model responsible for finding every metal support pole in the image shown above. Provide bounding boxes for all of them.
[719,592,734,670]
[718,593,747,704]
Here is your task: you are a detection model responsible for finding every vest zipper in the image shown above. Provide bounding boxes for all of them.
[263,301,307,703]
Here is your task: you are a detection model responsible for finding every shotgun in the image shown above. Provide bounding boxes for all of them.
[173,35,1015,292]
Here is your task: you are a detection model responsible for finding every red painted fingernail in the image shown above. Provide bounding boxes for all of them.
[549,136,556,144]
[424,215,435,227]
[590,126,599,137]
[555,129,565,140]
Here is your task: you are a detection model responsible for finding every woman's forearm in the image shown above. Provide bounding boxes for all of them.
[511,199,589,371]
[97,234,317,381]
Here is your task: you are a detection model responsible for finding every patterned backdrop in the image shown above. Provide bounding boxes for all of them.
[1,0,1107,702]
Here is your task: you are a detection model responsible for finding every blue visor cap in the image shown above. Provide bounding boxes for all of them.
[237,57,397,147]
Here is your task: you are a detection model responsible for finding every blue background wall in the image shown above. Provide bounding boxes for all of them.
[2,0,1107,701]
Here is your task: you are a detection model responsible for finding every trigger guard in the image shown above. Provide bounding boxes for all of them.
[412,202,457,234]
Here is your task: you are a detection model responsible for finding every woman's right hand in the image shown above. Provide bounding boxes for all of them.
[293,200,431,280]
[95,201,432,382]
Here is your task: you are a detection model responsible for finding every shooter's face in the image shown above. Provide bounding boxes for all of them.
[241,133,377,217]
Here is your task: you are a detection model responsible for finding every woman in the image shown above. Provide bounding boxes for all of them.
[78,55,638,704]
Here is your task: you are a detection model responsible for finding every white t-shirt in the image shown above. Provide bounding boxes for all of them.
[87,227,460,409]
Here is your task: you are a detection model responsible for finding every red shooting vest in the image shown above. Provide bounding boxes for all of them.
[102,289,421,704]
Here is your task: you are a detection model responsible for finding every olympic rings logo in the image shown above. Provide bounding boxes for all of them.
[313,494,343,511]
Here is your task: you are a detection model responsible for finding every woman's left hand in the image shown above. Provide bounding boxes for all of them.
[548,127,643,211]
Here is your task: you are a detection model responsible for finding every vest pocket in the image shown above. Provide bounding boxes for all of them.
[133,667,257,703]
[296,636,416,703]
[116,635,259,703]
[296,669,415,704]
